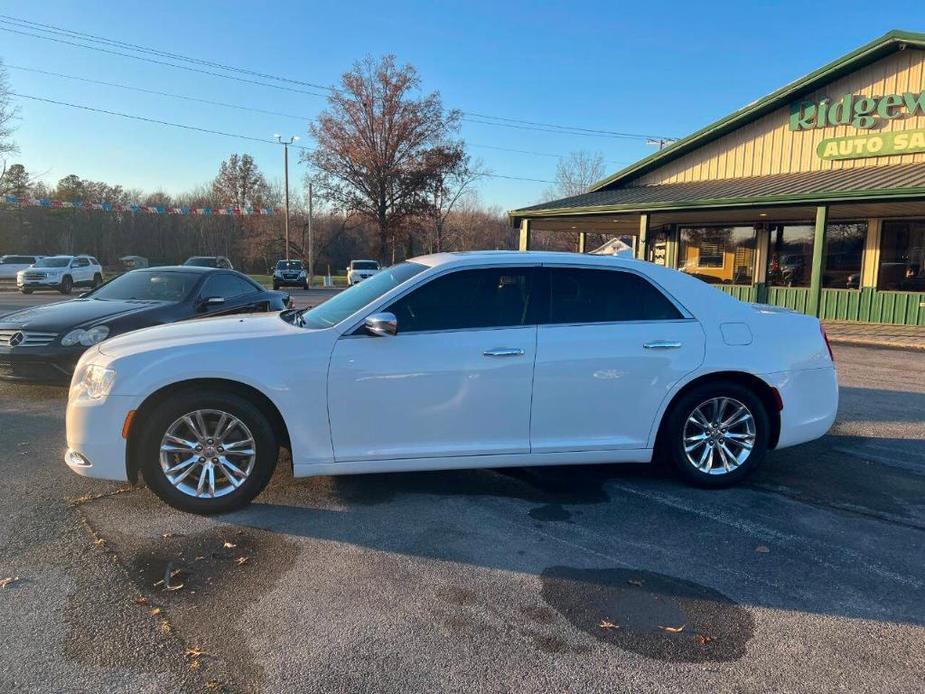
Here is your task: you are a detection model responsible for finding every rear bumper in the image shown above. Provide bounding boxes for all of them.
[762,366,838,449]
[65,394,137,481]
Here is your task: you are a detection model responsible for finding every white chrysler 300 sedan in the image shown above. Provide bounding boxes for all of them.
[65,251,838,513]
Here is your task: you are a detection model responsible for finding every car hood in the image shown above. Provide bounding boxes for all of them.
[98,311,301,358]
[0,299,159,331]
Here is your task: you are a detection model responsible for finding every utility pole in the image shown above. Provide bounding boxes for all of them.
[307,182,314,289]
[646,137,677,151]
[274,134,299,260]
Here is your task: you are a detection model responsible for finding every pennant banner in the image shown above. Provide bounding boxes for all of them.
[2,195,280,216]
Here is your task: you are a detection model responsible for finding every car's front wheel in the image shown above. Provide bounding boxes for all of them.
[59,276,73,294]
[663,380,769,488]
[139,389,279,513]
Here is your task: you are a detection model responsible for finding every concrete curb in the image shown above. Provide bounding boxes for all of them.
[827,337,925,353]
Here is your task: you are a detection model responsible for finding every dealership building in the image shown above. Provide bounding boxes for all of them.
[510,30,925,325]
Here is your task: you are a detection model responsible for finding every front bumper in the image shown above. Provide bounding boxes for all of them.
[65,394,137,481]
[0,347,84,384]
[17,277,64,290]
[274,275,307,286]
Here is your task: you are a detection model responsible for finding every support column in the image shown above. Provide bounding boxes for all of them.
[754,225,771,303]
[636,214,650,260]
[861,218,881,288]
[665,224,679,269]
[578,231,587,254]
[518,219,532,252]
[807,205,828,316]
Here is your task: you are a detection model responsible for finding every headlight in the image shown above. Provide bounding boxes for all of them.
[71,364,116,400]
[62,325,110,347]
[298,270,306,277]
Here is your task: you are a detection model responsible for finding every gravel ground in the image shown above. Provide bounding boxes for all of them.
[0,345,923,693]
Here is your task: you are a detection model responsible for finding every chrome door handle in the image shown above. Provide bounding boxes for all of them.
[643,341,682,350]
[483,347,525,357]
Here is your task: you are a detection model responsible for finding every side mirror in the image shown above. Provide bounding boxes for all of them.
[365,312,397,337]
[78,291,91,298]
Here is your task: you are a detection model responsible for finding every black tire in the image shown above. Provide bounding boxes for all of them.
[661,380,769,488]
[138,388,279,514]
[92,273,103,287]
[20,288,32,294]
[301,281,308,290]
[59,275,73,295]
[272,281,279,290]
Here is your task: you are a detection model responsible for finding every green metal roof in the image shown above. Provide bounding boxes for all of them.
[588,30,925,192]
[512,161,925,218]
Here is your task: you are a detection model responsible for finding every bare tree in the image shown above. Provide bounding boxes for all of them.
[542,150,606,201]
[304,55,462,262]
[421,148,487,253]
[0,60,18,177]
[211,153,270,208]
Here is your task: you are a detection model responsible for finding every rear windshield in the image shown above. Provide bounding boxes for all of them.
[35,257,71,268]
[352,261,379,270]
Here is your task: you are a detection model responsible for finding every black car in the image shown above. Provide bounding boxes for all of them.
[0,266,290,384]
[273,259,308,290]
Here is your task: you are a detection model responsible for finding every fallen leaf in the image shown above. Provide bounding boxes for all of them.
[94,538,106,546]
[236,556,249,566]
[206,681,222,691]
[693,634,714,645]
[133,596,150,606]
[598,619,619,630]
[627,579,644,587]
[165,582,185,592]
[0,576,21,589]
[159,619,171,634]
[755,545,770,553]
[659,625,685,633]
[195,556,206,561]
[189,659,200,671]
[223,541,237,549]
[148,607,161,616]
[185,647,209,659]
[162,533,175,539]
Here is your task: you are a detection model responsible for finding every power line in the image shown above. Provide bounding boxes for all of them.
[6,64,310,121]
[9,92,554,184]
[9,64,623,166]
[0,13,674,142]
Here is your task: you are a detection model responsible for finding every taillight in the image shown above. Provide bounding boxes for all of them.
[820,324,835,362]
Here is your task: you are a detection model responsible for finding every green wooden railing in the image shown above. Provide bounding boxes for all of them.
[715,285,758,302]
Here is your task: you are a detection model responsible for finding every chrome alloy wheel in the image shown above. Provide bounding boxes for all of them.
[682,397,756,475]
[159,409,256,498]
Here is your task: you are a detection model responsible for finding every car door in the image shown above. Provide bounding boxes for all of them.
[530,266,705,452]
[327,266,539,462]
[197,273,267,317]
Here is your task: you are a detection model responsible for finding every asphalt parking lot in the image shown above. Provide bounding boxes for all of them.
[0,294,923,692]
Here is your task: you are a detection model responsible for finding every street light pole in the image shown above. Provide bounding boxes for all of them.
[274,134,299,261]
[307,182,314,288]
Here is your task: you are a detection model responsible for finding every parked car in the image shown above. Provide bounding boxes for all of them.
[17,255,103,294]
[64,251,838,514]
[0,254,45,281]
[347,259,380,285]
[184,256,233,269]
[272,259,308,290]
[0,266,290,384]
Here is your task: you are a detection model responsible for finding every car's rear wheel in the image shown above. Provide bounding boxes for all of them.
[139,389,278,513]
[272,281,279,290]
[92,273,103,287]
[20,288,32,294]
[59,276,73,294]
[663,381,769,488]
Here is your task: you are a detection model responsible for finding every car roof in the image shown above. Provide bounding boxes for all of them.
[409,250,643,269]
[135,265,226,274]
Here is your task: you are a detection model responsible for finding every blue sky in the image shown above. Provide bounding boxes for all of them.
[2,1,923,210]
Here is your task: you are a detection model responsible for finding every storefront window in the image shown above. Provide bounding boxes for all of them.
[878,220,925,292]
[823,222,866,289]
[678,226,756,285]
[766,224,814,288]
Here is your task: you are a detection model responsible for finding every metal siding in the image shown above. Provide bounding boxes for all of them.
[635,50,925,185]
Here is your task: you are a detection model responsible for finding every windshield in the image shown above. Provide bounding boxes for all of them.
[1,256,34,264]
[184,257,218,267]
[276,260,303,270]
[89,270,197,302]
[352,261,379,270]
[35,257,71,268]
[300,262,426,329]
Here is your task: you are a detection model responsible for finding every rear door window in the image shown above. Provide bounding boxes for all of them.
[545,267,682,324]
[201,273,258,299]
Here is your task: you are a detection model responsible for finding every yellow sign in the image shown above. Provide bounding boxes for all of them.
[817,129,925,160]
